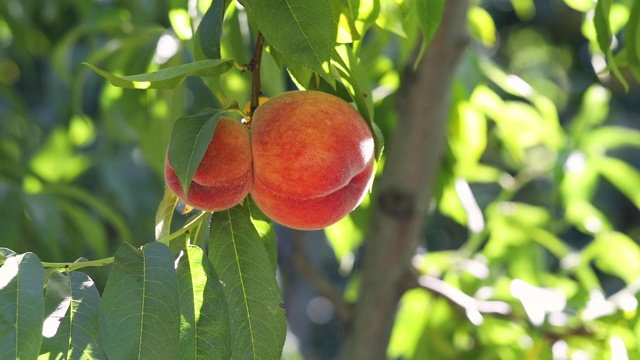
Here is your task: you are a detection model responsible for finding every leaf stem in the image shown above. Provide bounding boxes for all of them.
[42,257,115,272]
[41,211,209,271]
[248,32,265,120]
[157,211,210,245]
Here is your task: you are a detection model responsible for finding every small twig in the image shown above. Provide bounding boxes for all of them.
[413,274,511,325]
[247,32,265,119]
[290,230,352,325]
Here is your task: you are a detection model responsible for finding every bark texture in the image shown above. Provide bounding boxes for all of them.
[341,0,470,358]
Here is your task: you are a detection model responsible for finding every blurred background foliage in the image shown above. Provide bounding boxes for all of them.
[1,0,640,358]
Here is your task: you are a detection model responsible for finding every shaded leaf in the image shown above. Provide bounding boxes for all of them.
[83,59,234,89]
[594,157,640,209]
[625,0,640,67]
[0,253,45,360]
[198,0,227,59]
[593,0,629,91]
[209,205,286,360]
[167,109,221,197]
[39,270,104,360]
[177,245,231,360]
[99,242,180,359]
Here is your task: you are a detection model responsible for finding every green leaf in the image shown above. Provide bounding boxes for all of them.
[39,270,104,360]
[582,232,640,283]
[155,187,180,240]
[467,6,496,48]
[375,0,407,37]
[244,0,336,85]
[413,0,445,65]
[625,0,640,67]
[570,84,611,137]
[593,0,629,91]
[209,205,287,360]
[167,109,221,197]
[594,157,640,210]
[177,245,231,360]
[580,126,640,153]
[83,59,234,89]
[330,0,361,43]
[332,45,384,159]
[198,0,227,59]
[0,248,16,266]
[99,242,180,359]
[0,253,45,360]
[246,198,278,273]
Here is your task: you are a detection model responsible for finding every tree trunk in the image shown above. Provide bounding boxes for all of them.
[341,0,470,358]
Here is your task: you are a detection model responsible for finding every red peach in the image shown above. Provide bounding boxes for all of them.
[164,117,252,211]
[250,91,375,230]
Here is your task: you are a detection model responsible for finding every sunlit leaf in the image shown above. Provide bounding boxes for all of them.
[83,59,234,89]
[169,8,193,40]
[582,232,640,283]
[388,289,432,359]
[243,0,335,85]
[0,253,45,360]
[332,45,384,159]
[99,242,180,359]
[209,205,286,360]
[39,270,104,359]
[167,109,221,197]
[580,126,640,154]
[511,0,535,21]
[566,199,613,234]
[468,6,495,47]
[155,187,179,240]
[375,0,407,37]
[563,0,595,12]
[177,245,231,359]
[570,84,611,136]
[331,0,361,43]
[246,197,277,273]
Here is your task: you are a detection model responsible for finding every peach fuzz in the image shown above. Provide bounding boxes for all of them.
[250,91,375,230]
[165,117,252,211]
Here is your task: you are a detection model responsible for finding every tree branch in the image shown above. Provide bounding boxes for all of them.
[248,32,265,118]
[341,0,470,358]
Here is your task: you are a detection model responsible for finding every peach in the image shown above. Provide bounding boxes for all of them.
[250,91,375,230]
[164,117,252,211]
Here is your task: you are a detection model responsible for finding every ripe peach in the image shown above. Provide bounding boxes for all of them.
[250,91,375,230]
[164,117,252,211]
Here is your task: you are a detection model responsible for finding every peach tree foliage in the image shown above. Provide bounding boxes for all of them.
[0,0,392,358]
[2,0,640,359]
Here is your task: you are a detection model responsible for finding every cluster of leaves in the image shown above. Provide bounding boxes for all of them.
[0,0,426,357]
[2,0,640,359]
[0,198,284,359]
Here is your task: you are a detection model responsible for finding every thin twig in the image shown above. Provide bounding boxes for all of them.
[414,275,511,324]
[248,32,265,119]
[290,230,351,326]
